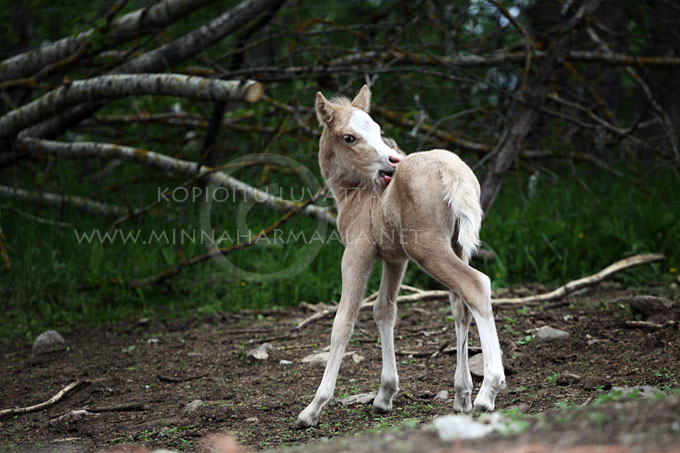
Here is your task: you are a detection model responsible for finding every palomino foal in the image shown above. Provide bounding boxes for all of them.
[296,85,505,428]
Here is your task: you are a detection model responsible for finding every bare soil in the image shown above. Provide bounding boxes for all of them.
[1,285,679,452]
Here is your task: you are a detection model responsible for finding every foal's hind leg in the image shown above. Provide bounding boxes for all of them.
[450,290,473,413]
[372,260,407,413]
[405,234,505,412]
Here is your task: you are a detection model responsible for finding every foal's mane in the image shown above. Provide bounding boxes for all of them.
[328,96,352,109]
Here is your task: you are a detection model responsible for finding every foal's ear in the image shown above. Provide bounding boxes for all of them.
[351,84,371,112]
[315,92,334,125]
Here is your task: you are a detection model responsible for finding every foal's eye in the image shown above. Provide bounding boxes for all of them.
[343,134,355,144]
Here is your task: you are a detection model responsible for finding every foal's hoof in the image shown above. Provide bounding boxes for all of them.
[295,412,318,429]
[453,394,472,413]
[372,400,392,414]
[472,399,495,414]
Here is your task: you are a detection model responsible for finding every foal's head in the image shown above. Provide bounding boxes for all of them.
[316,85,403,192]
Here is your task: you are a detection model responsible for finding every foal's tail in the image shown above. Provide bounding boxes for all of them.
[440,169,483,261]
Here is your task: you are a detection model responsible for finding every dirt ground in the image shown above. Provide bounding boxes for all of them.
[1,284,679,452]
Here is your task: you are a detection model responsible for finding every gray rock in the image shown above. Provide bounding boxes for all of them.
[49,409,97,426]
[556,372,581,386]
[339,392,377,406]
[626,295,674,319]
[245,416,259,423]
[246,343,273,360]
[433,390,449,402]
[183,399,203,413]
[469,353,484,378]
[582,376,612,391]
[535,326,570,341]
[32,330,66,354]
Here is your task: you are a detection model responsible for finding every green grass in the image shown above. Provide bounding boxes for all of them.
[1,159,678,339]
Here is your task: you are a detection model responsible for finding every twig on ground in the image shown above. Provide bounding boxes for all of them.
[85,402,145,413]
[157,373,208,383]
[492,253,664,307]
[0,381,89,417]
[624,320,677,330]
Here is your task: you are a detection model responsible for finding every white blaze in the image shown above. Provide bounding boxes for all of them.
[348,110,399,162]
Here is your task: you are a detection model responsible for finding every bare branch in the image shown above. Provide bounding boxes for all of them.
[0,75,262,138]
[0,185,136,218]
[0,0,220,83]
[17,138,336,225]
[0,381,88,418]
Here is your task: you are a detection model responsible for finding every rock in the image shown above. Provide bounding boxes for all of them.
[49,409,97,427]
[582,377,612,391]
[469,353,484,378]
[534,326,570,342]
[433,390,449,402]
[32,330,66,355]
[556,372,581,386]
[432,414,495,441]
[625,295,674,320]
[612,385,661,399]
[183,399,203,414]
[246,343,273,360]
[245,416,259,423]
[279,359,292,365]
[301,351,363,364]
[587,338,609,346]
[339,392,377,406]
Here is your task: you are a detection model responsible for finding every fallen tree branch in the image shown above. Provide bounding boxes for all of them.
[18,138,335,224]
[0,381,89,418]
[0,184,137,218]
[0,75,263,137]
[492,253,665,307]
[0,0,219,83]
[0,204,73,228]
[294,253,664,328]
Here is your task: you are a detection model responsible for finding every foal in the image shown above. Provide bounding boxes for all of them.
[295,85,505,428]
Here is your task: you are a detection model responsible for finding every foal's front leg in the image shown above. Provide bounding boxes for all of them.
[372,260,407,413]
[295,245,375,428]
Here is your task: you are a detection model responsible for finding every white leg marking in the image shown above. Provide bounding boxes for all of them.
[450,292,473,413]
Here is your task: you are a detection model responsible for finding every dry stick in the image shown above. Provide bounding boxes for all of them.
[0,184,136,218]
[0,204,73,228]
[0,381,88,417]
[85,402,145,413]
[294,253,664,329]
[493,253,664,307]
[0,223,10,272]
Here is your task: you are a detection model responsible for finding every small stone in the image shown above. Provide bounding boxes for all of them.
[245,416,259,423]
[516,403,530,414]
[246,343,273,361]
[587,338,608,346]
[279,359,292,365]
[49,409,97,426]
[556,372,581,386]
[183,399,203,414]
[535,326,570,342]
[469,353,484,378]
[32,330,66,355]
[582,377,612,391]
[339,392,377,406]
[433,390,449,402]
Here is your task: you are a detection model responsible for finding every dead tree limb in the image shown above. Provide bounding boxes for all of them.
[22,0,285,140]
[0,184,136,218]
[0,0,219,83]
[18,138,335,224]
[480,0,602,214]
[0,381,88,418]
[492,253,665,307]
[0,75,262,138]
